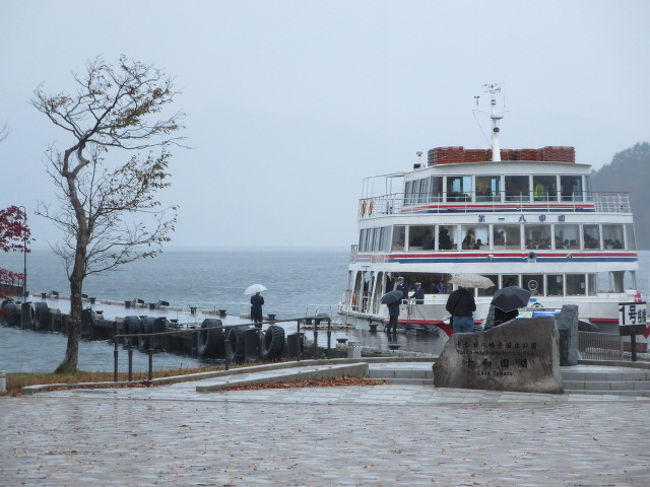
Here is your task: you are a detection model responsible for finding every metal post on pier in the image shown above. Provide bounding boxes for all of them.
[113,341,119,383]
[296,319,302,361]
[147,348,153,382]
[128,345,134,381]
[326,318,332,355]
[224,330,230,371]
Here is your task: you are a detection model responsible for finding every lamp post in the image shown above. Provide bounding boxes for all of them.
[19,206,27,300]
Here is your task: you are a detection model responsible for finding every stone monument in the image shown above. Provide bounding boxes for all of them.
[433,317,563,394]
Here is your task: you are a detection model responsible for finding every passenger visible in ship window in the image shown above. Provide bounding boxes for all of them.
[422,231,435,250]
[411,282,425,304]
[533,183,545,200]
[462,229,476,249]
[613,239,623,249]
[439,228,452,250]
[437,281,448,294]
[473,239,483,250]
[555,236,564,249]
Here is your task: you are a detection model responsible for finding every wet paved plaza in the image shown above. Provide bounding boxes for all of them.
[2,382,650,486]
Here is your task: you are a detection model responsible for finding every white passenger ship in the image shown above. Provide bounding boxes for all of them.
[339,85,641,336]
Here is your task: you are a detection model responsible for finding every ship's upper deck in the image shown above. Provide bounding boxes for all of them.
[360,159,630,218]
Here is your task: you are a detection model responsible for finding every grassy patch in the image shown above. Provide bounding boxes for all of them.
[4,367,219,396]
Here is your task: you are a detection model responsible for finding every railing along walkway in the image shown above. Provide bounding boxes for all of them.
[112,315,333,383]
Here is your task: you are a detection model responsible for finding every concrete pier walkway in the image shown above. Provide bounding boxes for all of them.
[2,362,650,486]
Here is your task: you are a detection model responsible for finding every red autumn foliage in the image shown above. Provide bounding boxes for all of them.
[0,205,32,300]
[219,376,388,392]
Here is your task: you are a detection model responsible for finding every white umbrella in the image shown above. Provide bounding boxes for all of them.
[449,274,495,289]
[244,284,267,295]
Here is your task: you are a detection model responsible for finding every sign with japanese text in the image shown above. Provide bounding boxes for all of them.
[618,302,647,326]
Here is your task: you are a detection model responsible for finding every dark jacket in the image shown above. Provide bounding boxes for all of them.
[250,294,264,315]
[395,282,408,299]
[387,300,400,318]
[412,288,424,304]
[445,288,476,317]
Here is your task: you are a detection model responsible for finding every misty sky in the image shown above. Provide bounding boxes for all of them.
[1,0,649,249]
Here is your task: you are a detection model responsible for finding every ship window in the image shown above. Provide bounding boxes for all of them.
[584,176,593,201]
[554,224,580,250]
[412,179,421,205]
[438,225,458,251]
[364,229,373,251]
[546,274,564,296]
[587,274,597,296]
[560,175,583,201]
[523,274,544,295]
[404,181,414,205]
[602,224,624,249]
[372,228,380,251]
[583,224,600,249]
[431,176,443,202]
[418,178,431,203]
[625,224,636,250]
[391,225,405,251]
[409,225,434,250]
[477,275,498,296]
[460,225,489,250]
[358,229,366,251]
[532,176,558,201]
[524,224,551,249]
[446,176,471,202]
[566,274,586,296]
[493,224,521,250]
[475,176,501,202]
[505,176,529,201]
[502,275,520,287]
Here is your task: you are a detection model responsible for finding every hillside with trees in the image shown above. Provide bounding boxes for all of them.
[591,142,650,249]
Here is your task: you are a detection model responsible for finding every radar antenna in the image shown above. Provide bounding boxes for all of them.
[482,83,505,161]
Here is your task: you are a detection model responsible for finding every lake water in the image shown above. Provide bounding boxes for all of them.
[1,248,648,373]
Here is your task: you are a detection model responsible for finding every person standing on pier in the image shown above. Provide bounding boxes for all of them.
[251,291,264,327]
[446,286,476,333]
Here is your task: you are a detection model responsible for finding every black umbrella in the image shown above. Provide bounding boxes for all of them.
[490,286,531,312]
[381,290,404,305]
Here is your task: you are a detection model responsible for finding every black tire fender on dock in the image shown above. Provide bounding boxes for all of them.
[33,302,50,331]
[150,317,168,351]
[225,326,248,363]
[124,315,142,348]
[198,319,224,358]
[1,300,20,326]
[138,316,156,351]
[260,325,285,360]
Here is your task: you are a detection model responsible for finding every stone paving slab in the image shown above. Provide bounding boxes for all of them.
[1,394,649,486]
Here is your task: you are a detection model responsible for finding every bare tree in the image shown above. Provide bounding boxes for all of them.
[33,56,185,373]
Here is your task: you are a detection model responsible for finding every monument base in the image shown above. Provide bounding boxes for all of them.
[433,317,563,394]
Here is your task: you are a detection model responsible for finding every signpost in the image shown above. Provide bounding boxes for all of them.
[618,301,647,362]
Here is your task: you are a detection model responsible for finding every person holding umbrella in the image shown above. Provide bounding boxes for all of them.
[245,284,267,327]
[445,286,476,333]
[250,291,264,326]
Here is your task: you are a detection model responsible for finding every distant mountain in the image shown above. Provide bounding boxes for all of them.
[590,142,650,249]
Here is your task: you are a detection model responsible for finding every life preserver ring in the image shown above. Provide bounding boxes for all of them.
[360,201,367,216]
[368,200,374,214]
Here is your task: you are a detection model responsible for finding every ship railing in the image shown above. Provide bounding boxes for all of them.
[112,315,334,382]
[359,191,631,217]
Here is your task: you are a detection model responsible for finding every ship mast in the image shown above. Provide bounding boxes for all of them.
[483,83,504,162]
